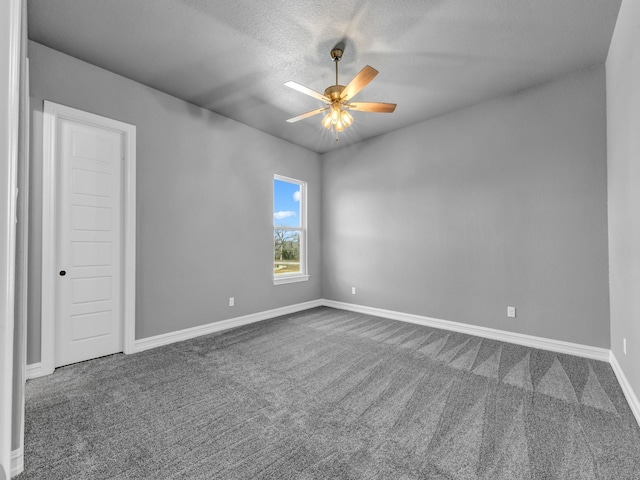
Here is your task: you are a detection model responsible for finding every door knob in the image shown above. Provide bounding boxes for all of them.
[59,270,66,276]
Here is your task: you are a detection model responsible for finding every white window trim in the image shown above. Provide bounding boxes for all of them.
[273,274,310,285]
[273,174,308,285]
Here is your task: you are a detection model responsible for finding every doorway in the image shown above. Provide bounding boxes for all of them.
[41,101,136,374]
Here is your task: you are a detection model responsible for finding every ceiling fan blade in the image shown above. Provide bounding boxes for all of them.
[340,65,379,101]
[347,102,397,113]
[286,107,329,123]
[284,81,330,103]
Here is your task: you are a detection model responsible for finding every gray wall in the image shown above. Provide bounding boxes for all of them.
[27,41,322,363]
[322,66,610,348]
[606,0,640,399]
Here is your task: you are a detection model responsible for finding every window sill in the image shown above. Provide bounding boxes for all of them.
[273,274,310,285]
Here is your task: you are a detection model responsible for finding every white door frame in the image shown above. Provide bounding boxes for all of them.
[0,0,22,475]
[41,101,136,375]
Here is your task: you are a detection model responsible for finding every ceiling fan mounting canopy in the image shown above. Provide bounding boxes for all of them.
[330,48,344,62]
[285,44,396,140]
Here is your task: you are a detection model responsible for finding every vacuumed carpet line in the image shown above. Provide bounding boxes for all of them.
[18,306,640,479]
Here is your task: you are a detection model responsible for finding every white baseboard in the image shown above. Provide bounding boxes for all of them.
[25,362,45,380]
[131,298,610,361]
[322,300,611,362]
[609,352,640,427]
[11,446,23,477]
[133,300,324,353]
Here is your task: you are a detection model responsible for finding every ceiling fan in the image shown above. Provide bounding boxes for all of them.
[285,47,396,140]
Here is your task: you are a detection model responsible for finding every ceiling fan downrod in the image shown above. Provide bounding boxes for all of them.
[330,47,343,86]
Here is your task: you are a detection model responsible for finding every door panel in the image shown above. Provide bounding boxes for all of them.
[55,118,122,367]
[71,277,112,304]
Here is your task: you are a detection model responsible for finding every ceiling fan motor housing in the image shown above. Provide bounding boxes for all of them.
[324,85,346,101]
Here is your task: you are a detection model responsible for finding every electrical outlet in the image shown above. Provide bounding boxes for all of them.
[229,297,235,307]
[352,287,356,295]
[507,306,516,318]
[624,338,627,355]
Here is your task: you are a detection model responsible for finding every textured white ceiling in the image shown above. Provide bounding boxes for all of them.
[27,0,621,153]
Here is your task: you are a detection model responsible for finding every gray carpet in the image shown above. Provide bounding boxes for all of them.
[18,307,640,479]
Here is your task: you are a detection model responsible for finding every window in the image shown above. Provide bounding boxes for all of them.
[273,175,308,284]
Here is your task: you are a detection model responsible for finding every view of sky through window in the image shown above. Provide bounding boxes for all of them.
[273,179,301,227]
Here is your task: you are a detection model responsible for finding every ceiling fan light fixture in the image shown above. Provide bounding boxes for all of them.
[322,104,354,134]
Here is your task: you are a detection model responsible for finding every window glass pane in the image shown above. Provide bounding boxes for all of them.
[274,179,301,228]
[274,229,300,275]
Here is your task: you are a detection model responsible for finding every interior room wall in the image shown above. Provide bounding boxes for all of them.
[606,0,640,400]
[27,41,322,364]
[322,65,610,348]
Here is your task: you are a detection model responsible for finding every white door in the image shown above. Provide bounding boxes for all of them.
[55,118,123,367]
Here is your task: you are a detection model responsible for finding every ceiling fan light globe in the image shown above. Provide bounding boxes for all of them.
[321,113,333,129]
[330,107,340,123]
[341,110,354,127]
